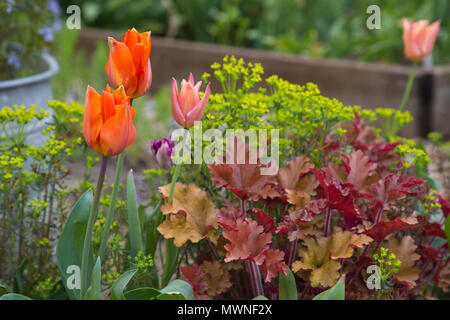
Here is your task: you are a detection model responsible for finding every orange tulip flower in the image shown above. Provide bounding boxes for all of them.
[402,18,440,62]
[106,28,152,98]
[83,85,136,156]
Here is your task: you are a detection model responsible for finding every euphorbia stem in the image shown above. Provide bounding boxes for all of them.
[392,63,417,136]
[98,151,125,262]
[323,207,332,237]
[241,198,264,298]
[80,155,108,298]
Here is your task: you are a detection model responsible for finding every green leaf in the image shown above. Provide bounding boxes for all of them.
[279,269,298,300]
[127,170,144,259]
[83,257,101,300]
[145,202,162,258]
[0,293,31,300]
[56,189,94,300]
[124,287,160,300]
[161,239,179,287]
[312,275,346,300]
[253,295,269,300]
[158,280,194,300]
[14,258,27,294]
[111,269,138,300]
[0,280,11,296]
[445,214,450,245]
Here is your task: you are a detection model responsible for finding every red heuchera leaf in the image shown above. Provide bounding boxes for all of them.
[180,264,209,300]
[249,208,276,233]
[215,207,242,223]
[312,168,363,219]
[337,112,401,174]
[340,150,378,191]
[363,216,418,242]
[367,173,426,210]
[208,140,274,200]
[418,244,442,264]
[416,216,447,239]
[277,156,315,191]
[259,249,288,283]
[221,217,272,264]
[438,190,450,218]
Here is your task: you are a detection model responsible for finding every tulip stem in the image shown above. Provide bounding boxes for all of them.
[392,63,417,136]
[80,155,108,298]
[98,151,125,262]
[168,163,181,203]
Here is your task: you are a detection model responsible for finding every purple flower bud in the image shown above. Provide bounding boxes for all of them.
[150,137,174,170]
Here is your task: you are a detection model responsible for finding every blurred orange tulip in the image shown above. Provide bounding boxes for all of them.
[171,73,210,128]
[83,85,136,156]
[106,28,152,98]
[402,18,440,62]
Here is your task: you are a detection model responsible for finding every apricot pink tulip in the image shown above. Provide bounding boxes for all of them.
[171,73,210,128]
[402,18,440,62]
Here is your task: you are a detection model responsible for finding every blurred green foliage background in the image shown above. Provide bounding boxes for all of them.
[56,0,450,65]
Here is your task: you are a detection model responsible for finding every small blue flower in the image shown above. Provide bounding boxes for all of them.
[6,0,15,13]
[47,0,60,15]
[7,53,21,69]
[38,27,54,42]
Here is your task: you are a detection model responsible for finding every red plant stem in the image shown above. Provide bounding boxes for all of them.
[206,239,219,261]
[323,207,332,237]
[241,198,246,217]
[246,260,264,297]
[374,206,383,224]
[241,198,264,298]
[287,239,298,268]
[300,281,311,300]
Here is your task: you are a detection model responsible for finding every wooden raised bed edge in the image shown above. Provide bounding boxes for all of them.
[78,28,448,138]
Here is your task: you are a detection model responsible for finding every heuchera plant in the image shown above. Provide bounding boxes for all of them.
[154,56,449,300]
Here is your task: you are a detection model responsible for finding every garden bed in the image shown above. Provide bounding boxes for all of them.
[78,28,449,138]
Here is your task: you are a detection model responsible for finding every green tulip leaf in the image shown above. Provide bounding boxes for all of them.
[111,269,138,300]
[279,269,298,300]
[124,287,161,300]
[0,293,31,300]
[158,280,194,300]
[127,170,144,259]
[312,275,346,300]
[83,257,101,300]
[56,189,94,300]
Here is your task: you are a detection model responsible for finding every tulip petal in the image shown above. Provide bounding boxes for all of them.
[123,29,140,50]
[139,31,152,57]
[100,90,116,122]
[171,78,186,127]
[83,86,103,154]
[188,73,195,86]
[186,83,210,128]
[130,43,152,98]
[112,85,130,106]
[100,103,135,156]
[135,59,152,98]
[106,37,138,95]
[179,82,199,116]
[194,81,203,92]
[423,20,440,55]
